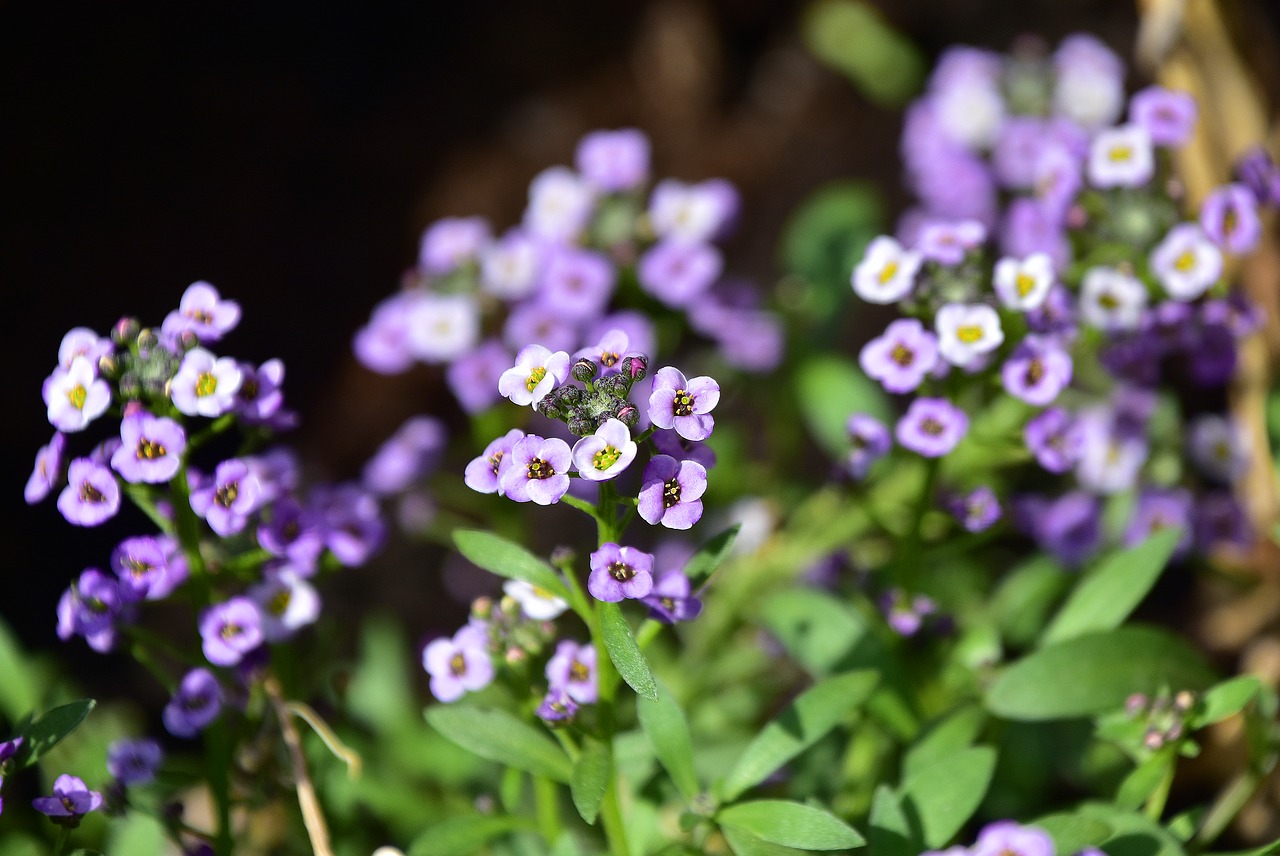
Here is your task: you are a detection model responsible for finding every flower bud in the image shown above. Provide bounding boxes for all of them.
[97,354,121,380]
[615,404,640,429]
[471,596,493,620]
[597,374,629,397]
[536,396,563,420]
[1125,693,1147,717]
[178,330,200,352]
[1142,729,1165,751]
[572,358,598,382]
[504,646,527,665]
[112,316,140,346]
[118,372,142,400]
[1173,690,1196,712]
[549,545,576,567]
[136,328,159,356]
[568,415,595,437]
[621,353,648,382]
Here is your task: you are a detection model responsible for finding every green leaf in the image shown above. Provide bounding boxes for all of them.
[1194,676,1262,727]
[868,785,916,856]
[759,588,867,677]
[1077,802,1186,856]
[721,670,878,801]
[721,827,808,856]
[719,800,865,850]
[452,529,568,599]
[987,626,1216,721]
[637,683,700,802]
[779,180,883,288]
[1032,814,1113,855]
[67,851,107,856]
[1115,748,1175,811]
[990,556,1071,648]
[802,1,926,107]
[570,737,611,825]
[408,814,535,856]
[683,524,741,588]
[0,617,38,722]
[425,706,573,783]
[14,698,96,770]
[1206,840,1280,856]
[796,356,892,460]
[1040,529,1181,646]
[902,705,986,780]
[899,746,996,848]
[599,603,658,701]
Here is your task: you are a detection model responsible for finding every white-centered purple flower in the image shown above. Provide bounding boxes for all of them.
[859,318,939,394]
[447,339,512,414]
[1001,335,1073,406]
[648,178,738,243]
[916,219,986,265]
[574,328,631,375]
[1150,223,1223,301]
[363,415,447,496]
[498,345,571,408]
[57,458,120,526]
[499,435,572,505]
[935,303,1004,368]
[648,367,719,441]
[171,347,243,417]
[423,625,494,703]
[199,596,264,667]
[107,738,163,786]
[524,166,595,242]
[190,458,261,537]
[465,429,526,495]
[1201,183,1262,255]
[43,356,111,433]
[896,397,968,458]
[480,229,543,300]
[851,236,921,304]
[418,216,491,275]
[572,419,637,482]
[993,253,1055,311]
[405,293,480,364]
[249,567,321,643]
[503,579,569,620]
[588,543,655,602]
[637,239,723,308]
[847,414,891,479]
[163,667,223,738]
[1079,267,1148,331]
[1053,34,1125,130]
[638,454,707,530]
[1124,488,1193,557]
[538,246,616,321]
[111,535,184,602]
[25,432,66,505]
[1129,86,1197,148]
[576,128,650,192]
[1024,407,1083,473]
[353,291,419,374]
[1188,414,1249,482]
[545,639,598,704]
[32,774,103,819]
[111,412,185,484]
[57,326,113,371]
[971,821,1054,856]
[1087,125,1155,188]
[949,485,1002,533]
[161,281,241,343]
[641,570,703,624]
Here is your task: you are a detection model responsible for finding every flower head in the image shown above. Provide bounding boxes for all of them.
[637,240,723,308]
[993,253,1055,311]
[199,597,264,667]
[852,236,921,304]
[641,571,703,624]
[465,429,525,495]
[860,319,939,394]
[161,281,241,343]
[249,568,321,643]
[648,178,738,243]
[1150,223,1223,301]
[32,774,103,820]
[916,219,986,265]
[935,304,1004,368]
[170,347,243,417]
[405,293,480,364]
[524,166,595,242]
[588,543,655,602]
[423,625,494,703]
[846,414,891,478]
[25,432,66,505]
[1201,183,1262,254]
[107,738,163,786]
[971,821,1054,856]
[190,459,262,536]
[1024,407,1083,473]
[481,229,543,300]
[1080,267,1148,332]
[111,535,185,602]
[503,580,568,620]
[498,345,571,408]
[363,416,447,496]
[499,435,572,505]
[418,217,490,275]
[1001,335,1073,406]
[896,397,968,458]
[536,688,579,722]
[538,247,615,321]
[1129,86,1197,147]
[111,413,186,484]
[545,640,598,704]
[648,367,719,441]
[576,128,650,192]
[57,458,121,527]
[43,357,111,433]
[638,455,708,530]
[1087,125,1155,188]
[950,485,1002,533]
[163,668,223,738]
[572,419,638,481]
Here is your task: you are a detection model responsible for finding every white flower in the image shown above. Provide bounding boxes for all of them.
[1149,223,1223,301]
[935,303,1004,367]
[249,569,321,643]
[1188,414,1249,482]
[648,178,737,244]
[571,418,637,481]
[993,253,1055,311]
[43,356,111,432]
[524,166,595,242]
[170,347,243,417]
[497,344,571,407]
[1079,267,1147,331]
[851,237,922,305]
[480,230,542,299]
[934,79,1006,150]
[503,579,569,621]
[405,293,480,364]
[1087,125,1154,188]
[1074,408,1147,494]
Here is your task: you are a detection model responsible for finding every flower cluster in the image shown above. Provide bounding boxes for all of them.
[353,128,783,413]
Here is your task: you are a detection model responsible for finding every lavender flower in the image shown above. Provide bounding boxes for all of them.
[1032,144,1084,223]
[163,668,223,738]
[258,497,326,573]
[199,597,265,667]
[423,625,494,703]
[499,435,572,505]
[418,217,490,275]
[538,246,615,321]
[545,640,598,704]
[880,589,936,636]
[641,571,703,624]
[1150,223,1223,301]
[851,236,921,304]
[25,432,66,505]
[161,281,241,343]
[190,458,261,537]
[588,543,655,602]
[1074,408,1148,494]
[405,293,480,364]
[638,454,708,530]
[58,327,113,370]
[1124,488,1192,556]
[312,483,387,567]
[57,568,123,651]
[971,821,1054,856]
[363,416,447,496]
[993,253,1055,311]
[950,486,1002,533]
[107,738,163,786]
[465,429,525,495]
[574,328,631,375]
[1188,414,1248,482]
[498,345,571,409]
[648,178,738,243]
[1001,335,1073,406]
[571,419,638,481]
[1001,197,1072,270]
[1201,183,1262,254]
[1129,86,1197,147]
[481,229,543,300]
[637,240,722,308]
[935,304,1004,368]
[111,412,185,484]
[1020,491,1102,568]
[170,347,243,417]
[249,568,321,642]
[353,291,420,374]
[1053,34,1125,130]
[503,302,578,354]
[859,319,939,393]
[648,367,719,441]
[1235,146,1280,207]
[503,580,568,620]
[44,356,112,433]
[916,219,986,265]
[846,414,891,479]
[1024,407,1083,473]
[576,128,650,192]
[1195,492,1252,551]
[112,535,182,602]
[896,397,968,458]
[32,774,103,820]
[536,688,579,722]
[1079,267,1147,332]
[446,339,512,414]
[524,166,595,242]
[234,358,290,426]
[57,458,121,527]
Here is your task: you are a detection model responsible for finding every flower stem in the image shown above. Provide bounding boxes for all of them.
[533,775,562,844]
[266,676,335,856]
[897,457,939,594]
[52,826,69,856]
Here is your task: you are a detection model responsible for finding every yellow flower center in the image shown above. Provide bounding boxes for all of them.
[269,589,292,616]
[593,445,621,471]
[1015,272,1036,297]
[877,260,899,284]
[136,439,167,460]
[955,324,984,344]
[1108,145,1133,163]
[525,366,547,392]
[196,372,218,397]
[673,390,694,417]
[67,384,87,410]
[1173,250,1196,273]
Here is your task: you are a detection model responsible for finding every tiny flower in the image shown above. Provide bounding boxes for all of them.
[362,416,447,496]
[161,281,241,343]
[111,413,186,484]
[1129,86,1198,147]
[418,217,490,275]
[502,580,569,620]
[574,328,631,375]
[880,589,936,636]
[464,429,526,495]
[1024,407,1083,473]
[423,625,494,703]
[249,568,322,643]
[638,455,707,530]
[190,459,261,537]
[57,458,121,526]
[916,219,986,265]
[25,432,66,505]
[641,571,703,624]
[935,304,1004,368]
[1087,124,1155,188]
[1150,223,1223,301]
[107,738,163,786]
[1195,492,1252,551]
[588,543,655,602]
[32,774,103,820]
[1032,143,1083,223]
[43,356,111,432]
[993,253,1055,311]
[1188,414,1249,482]
[859,318,939,394]
[576,128,650,192]
[1074,409,1148,495]
[446,339,512,414]
[499,435,572,505]
[950,485,1002,533]
[572,419,638,481]
[648,178,739,243]
[163,668,223,738]
[971,821,1054,856]
[170,347,243,417]
[1235,146,1280,208]
[1001,335,1073,406]
[1201,183,1262,254]
[111,535,184,602]
[538,246,616,321]
[637,240,723,308]
[480,229,543,300]
[498,344,571,408]
[58,568,123,647]
[504,302,578,354]
[536,688,579,722]
[234,358,290,425]
[1001,196,1071,271]
[545,640,598,703]
[405,293,480,364]
[647,367,719,441]
[846,414,891,479]
[1054,34,1125,130]
[524,166,595,242]
[313,483,387,568]
[199,597,264,667]
[1079,267,1148,331]
[1124,488,1193,557]
[851,236,922,304]
[353,292,420,374]
[896,397,968,458]
[57,327,113,371]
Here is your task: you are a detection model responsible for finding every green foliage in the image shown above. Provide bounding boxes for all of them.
[1193,676,1262,728]
[425,706,573,783]
[1033,813,1113,854]
[898,747,997,848]
[683,524,741,588]
[637,682,701,803]
[796,357,892,460]
[570,737,611,825]
[718,800,865,849]
[12,698,95,771]
[802,0,926,106]
[407,815,536,856]
[780,181,884,295]
[452,529,569,600]
[599,603,658,701]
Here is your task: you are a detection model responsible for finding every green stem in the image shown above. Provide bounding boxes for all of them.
[186,414,236,454]
[533,775,562,844]
[897,457,940,594]
[206,718,235,855]
[123,483,176,535]
[589,482,629,856]
[52,826,70,856]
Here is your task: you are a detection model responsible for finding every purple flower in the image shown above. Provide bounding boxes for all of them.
[576,128,650,192]
[1201,183,1261,254]
[651,429,717,471]
[641,571,703,624]
[859,318,939,394]
[446,339,512,414]
[112,535,184,602]
[896,398,968,458]
[537,246,615,321]
[503,301,579,354]
[846,414,891,479]
[499,435,572,505]
[880,589,936,637]
[353,291,419,374]
[423,625,494,703]
[572,419,638,481]
[163,668,223,738]
[1074,408,1148,494]
[710,309,785,373]
[994,117,1052,190]
[498,344,571,408]
[258,498,325,573]
[190,459,261,537]
[1053,34,1125,130]
[1001,197,1072,271]
[524,166,595,242]
[588,543,655,602]
[481,229,543,300]
[1001,335,1073,406]
[950,486,1001,533]
[363,416,447,496]
[648,367,719,441]
[1195,492,1252,552]
[311,483,387,567]
[44,356,113,435]
[1129,86,1197,147]
[57,568,123,651]
[170,347,243,418]
[916,219,986,265]
[465,429,525,495]
[57,327,113,371]
[111,413,185,484]
[419,217,490,275]
[1124,488,1193,557]
[972,822,1054,856]
[1024,407,1082,473]
[32,774,103,819]
[1020,491,1102,568]
[637,240,722,308]
[249,568,321,643]
[1188,414,1248,482]
[536,688,579,722]
[107,738,163,786]
[574,328,631,375]
[405,293,480,364]
[587,311,657,360]
[0,737,23,766]
[57,458,121,526]
[1235,146,1280,207]
[1032,143,1084,224]
[234,359,290,426]
[638,455,707,530]
[648,178,739,243]
[545,640,598,704]
[199,597,264,667]
[25,432,66,505]
[161,281,241,344]
[1150,223,1223,301]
